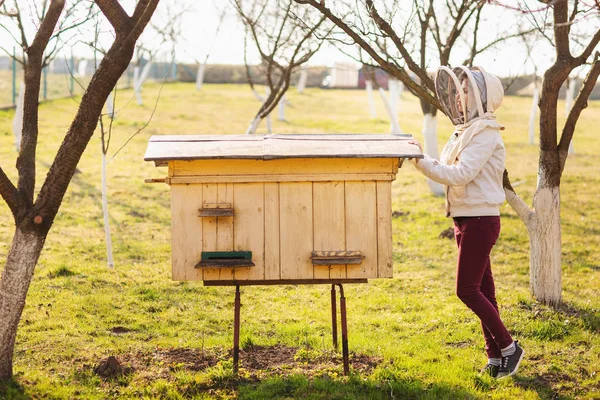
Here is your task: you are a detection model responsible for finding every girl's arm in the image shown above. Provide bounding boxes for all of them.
[413,129,497,186]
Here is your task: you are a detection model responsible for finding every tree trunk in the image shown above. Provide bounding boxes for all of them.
[196,63,206,91]
[365,80,376,118]
[0,228,46,380]
[528,185,562,306]
[246,116,262,135]
[422,113,444,196]
[101,152,114,268]
[297,69,308,93]
[278,95,285,121]
[378,87,401,134]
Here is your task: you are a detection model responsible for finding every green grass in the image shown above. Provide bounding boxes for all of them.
[0,83,599,399]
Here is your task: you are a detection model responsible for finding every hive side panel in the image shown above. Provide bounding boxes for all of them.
[264,183,280,280]
[279,182,314,280]
[202,184,219,280]
[313,182,346,279]
[171,184,203,281]
[217,183,235,280]
[233,183,265,280]
[376,181,394,278]
[345,181,378,279]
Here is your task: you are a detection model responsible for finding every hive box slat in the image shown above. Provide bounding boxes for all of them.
[147,134,422,284]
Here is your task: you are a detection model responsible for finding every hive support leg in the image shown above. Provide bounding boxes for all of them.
[337,284,350,375]
[331,284,338,349]
[233,285,241,374]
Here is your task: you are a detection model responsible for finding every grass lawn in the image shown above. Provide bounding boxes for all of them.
[0,83,598,399]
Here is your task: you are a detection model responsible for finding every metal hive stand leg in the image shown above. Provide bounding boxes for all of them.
[337,284,350,375]
[331,284,338,349]
[233,285,241,374]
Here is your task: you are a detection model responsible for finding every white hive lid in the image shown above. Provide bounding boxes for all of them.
[144,134,423,166]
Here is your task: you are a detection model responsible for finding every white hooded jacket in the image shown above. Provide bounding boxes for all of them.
[413,66,506,217]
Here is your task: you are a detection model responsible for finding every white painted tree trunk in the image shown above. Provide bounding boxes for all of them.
[365,80,376,118]
[105,92,115,119]
[246,116,262,135]
[196,63,206,91]
[529,87,539,145]
[134,62,153,106]
[378,87,402,134]
[101,152,115,268]
[422,114,445,196]
[12,82,25,152]
[565,78,575,154]
[297,69,308,93]
[133,66,142,105]
[278,95,286,121]
[266,114,272,134]
[389,80,398,133]
[528,186,562,306]
[77,59,88,77]
[0,228,46,379]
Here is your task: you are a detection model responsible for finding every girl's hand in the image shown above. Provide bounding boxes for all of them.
[409,140,422,152]
[407,140,423,165]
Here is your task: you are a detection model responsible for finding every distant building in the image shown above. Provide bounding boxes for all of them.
[329,62,359,88]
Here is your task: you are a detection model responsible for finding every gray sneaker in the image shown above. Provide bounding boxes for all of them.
[497,341,524,378]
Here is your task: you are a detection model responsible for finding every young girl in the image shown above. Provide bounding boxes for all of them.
[410,66,524,378]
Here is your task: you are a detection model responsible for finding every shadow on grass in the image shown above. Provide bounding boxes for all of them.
[513,375,568,400]
[231,373,477,400]
[0,378,29,400]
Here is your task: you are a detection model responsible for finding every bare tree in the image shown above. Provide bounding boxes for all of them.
[1,0,97,150]
[0,0,160,381]
[233,0,329,134]
[296,0,600,306]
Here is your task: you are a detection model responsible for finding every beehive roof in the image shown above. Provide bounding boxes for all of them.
[145,134,422,166]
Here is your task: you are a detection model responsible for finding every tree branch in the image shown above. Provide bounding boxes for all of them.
[0,166,22,218]
[294,0,442,111]
[95,0,131,33]
[558,51,600,173]
[576,29,600,64]
[553,0,571,59]
[16,0,65,204]
[364,0,435,92]
[503,169,534,228]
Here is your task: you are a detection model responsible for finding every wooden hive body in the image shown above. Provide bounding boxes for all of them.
[145,134,421,285]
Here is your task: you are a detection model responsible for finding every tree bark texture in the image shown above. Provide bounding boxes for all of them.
[0,228,46,380]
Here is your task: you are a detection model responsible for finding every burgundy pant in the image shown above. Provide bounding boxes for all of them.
[453,216,513,358]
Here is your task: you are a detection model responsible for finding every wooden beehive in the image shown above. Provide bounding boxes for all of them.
[145,134,421,285]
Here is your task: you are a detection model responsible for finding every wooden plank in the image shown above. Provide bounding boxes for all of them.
[345,182,378,279]
[312,250,362,257]
[279,182,313,280]
[377,181,394,278]
[313,182,346,279]
[170,184,203,281]
[167,173,395,184]
[233,183,265,280]
[264,183,280,280]
[203,279,369,286]
[150,134,263,142]
[145,140,264,162]
[217,183,235,280]
[199,209,234,217]
[264,135,422,159]
[170,185,187,281]
[202,184,219,281]
[311,250,364,265]
[171,158,395,177]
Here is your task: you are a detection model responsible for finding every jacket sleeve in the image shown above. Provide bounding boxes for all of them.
[412,129,497,186]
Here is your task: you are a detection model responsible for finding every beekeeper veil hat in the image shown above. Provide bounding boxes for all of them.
[435,65,500,125]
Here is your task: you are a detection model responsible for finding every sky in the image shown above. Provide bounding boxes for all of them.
[0,0,598,78]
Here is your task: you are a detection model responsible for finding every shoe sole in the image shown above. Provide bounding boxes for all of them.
[497,349,525,379]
